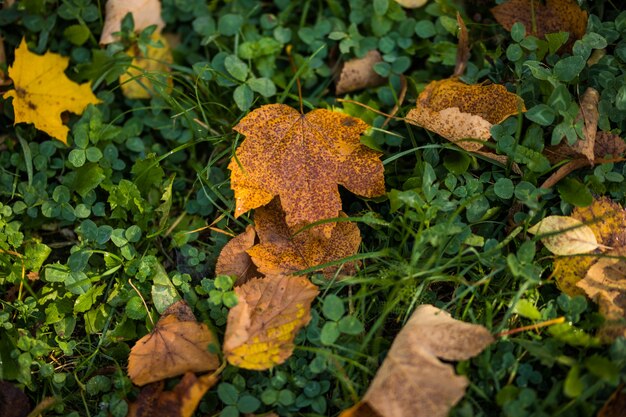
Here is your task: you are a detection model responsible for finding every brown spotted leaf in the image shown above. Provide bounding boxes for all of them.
[340,304,493,417]
[247,198,361,278]
[491,0,588,51]
[128,300,220,386]
[595,131,626,160]
[336,50,386,95]
[127,372,218,417]
[216,225,260,286]
[576,247,626,341]
[223,275,319,370]
[406,78,525,151]
[229,104,385,237]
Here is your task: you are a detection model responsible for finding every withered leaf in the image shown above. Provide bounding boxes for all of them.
[571,88,600,163]
[223,275,319,370]
[340,304,493,417]
[336,50,386,95]
[576,247,626,342]
[100,0,165,44]
[229,104,385,237]
[247,198,361,278]
[127,372,218,417]
[491,0,588,51]
[595,131,626,160]
[406,78,525,152]
[0,380,30,417]
[528,215,598,256]
[597,384,626,417]
[216,225,260,286]
[128,300,220,386]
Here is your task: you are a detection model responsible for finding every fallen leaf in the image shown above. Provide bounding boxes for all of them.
[2,38,101,144]
[336,50,386,95]
[216,225,260,286]
[128,300,220,386]
[0,380,30,417]
[491,0,588,51]
[127,372,218,417]
[223,275,319,370]
[552,197,626,295]
[453,13,469,78]
[247,198,361,278]
[394,0,428,8]
[229,104,385,237]
[597,384,626,417]
[594,131,626,160]
[528,215,598,256]
[100,0,165,45]
[340,304,493,417]
[120,33,173,99]
[576,247,626,341]
[406,78,525,152]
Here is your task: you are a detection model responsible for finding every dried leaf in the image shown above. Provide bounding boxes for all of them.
[128,300,220,386]
[406,78,525,151]
[340,304,493,417]
[595,131,626,159]
[229,104,385,237]
[2,38,101,144]
[216,225,260,286]
[120,34,173,99]
[453,13,469,77]
[552,197,626,295]
[576,247,626,341]
[0,380,30,417]
[570,88,600,163]
[597,384,626,417]
[100,0,165,44]
[127,372,218,417]
[336,50,386,95]
[528,215,598,256]
[247,198,361,278]
[223,275,319,370]
[491,0,588,51]
[394,0,428,8]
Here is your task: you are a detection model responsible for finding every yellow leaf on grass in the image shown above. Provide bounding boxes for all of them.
[128,300,220,386]
[229,104,385,237]
[405,78,525,151]
[120,34,173,99]
[3,38,101,144]
[247,198,361,278]
[528,215,598,256]
[100,0,165,44]
[127,372,218,417]
[223,275,319,370]
[340,305,493,417]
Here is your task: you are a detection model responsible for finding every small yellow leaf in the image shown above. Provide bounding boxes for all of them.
[120,34,173,99]
[223,275,318,370]
[100,0,165,44]
[528,215,598,256]
[3,38,101,144]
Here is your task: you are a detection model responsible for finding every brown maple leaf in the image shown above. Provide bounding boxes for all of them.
[247,198,361,278]
[229,104,385,237]
[128,300,220,386]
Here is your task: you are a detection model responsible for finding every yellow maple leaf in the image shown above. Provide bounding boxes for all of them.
[3,38,101,144]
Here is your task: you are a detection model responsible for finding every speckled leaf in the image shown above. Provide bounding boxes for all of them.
[340,305,493,417]
[405,78,525,151]
[229,104,385,237]
[492,0,587,51]
[216,225,260,286]
[247,198,361,278]
[528,215,598,256]
[223,275,319,370]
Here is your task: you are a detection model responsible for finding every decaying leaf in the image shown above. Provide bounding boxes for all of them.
[453,13,469,78]
[340,304,493,417]
[100,0,165,44]
[0,380,30,417]
[2,39,101,144]
[223,275,319,370]
[491,0,588,51]
[336,50,386,95]
[406,78,525,151]
[528,215,598,256]
[127,372,218,417]
[229,104,385,237]
[394,0,428,8]
[594,131,626,160]
[597,384,626,417]
[120,33,173,99]
[552,197,626,295]
[216,225,259,286]
[576,247,626,341]
[128,300,220,386]
[247,198,361,278]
